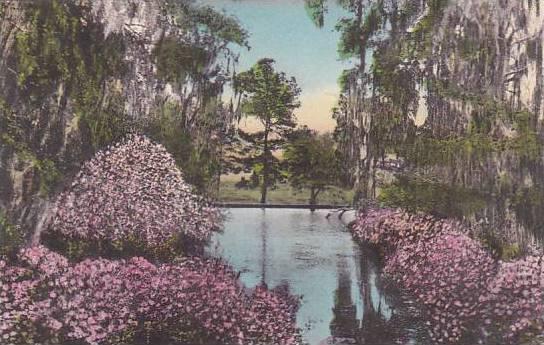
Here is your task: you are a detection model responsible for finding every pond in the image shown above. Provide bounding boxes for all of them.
[206,208,428,345]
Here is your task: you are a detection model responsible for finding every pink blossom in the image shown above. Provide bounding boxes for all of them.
[0,246,301,345]
[351,208,544,344]
[48,134,221,254]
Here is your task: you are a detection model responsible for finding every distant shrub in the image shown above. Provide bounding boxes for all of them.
[47,134,221,259]
[0,246,301,345]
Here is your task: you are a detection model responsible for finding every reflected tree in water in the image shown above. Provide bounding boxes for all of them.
[330,257,358,342]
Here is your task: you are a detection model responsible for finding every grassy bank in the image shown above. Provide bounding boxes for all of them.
[217,179,354,205]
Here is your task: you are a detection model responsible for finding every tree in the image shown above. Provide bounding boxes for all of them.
[148,2,249,194]
[234,58,301,204]
[284,129,339,210]
[305,0,392,204]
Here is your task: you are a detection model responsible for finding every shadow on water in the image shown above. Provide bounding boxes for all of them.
[206,208,429,345]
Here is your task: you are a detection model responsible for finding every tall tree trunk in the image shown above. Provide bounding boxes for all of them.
[356,0,365,74]
[309,186,320,212]
[260,124,270,204]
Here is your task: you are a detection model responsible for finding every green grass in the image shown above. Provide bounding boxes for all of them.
[217,180,354,205]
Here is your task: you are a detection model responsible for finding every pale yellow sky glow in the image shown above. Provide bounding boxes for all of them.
[297,86,339,132]
[238,84,339,133]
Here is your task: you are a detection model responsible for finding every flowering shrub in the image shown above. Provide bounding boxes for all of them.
[352,208,544,344]
[481,256,544,343]
[48,135,221,258]
[0,246,300,345]
[0,259,37,344]
[352,208,462,253]
[385,232,497,343]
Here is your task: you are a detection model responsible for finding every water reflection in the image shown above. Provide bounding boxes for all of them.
[355,245,420,345]
[330,257,358,341]
[261,214,268,286]
[206,208,426,345]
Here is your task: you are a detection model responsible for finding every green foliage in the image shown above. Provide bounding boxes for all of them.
[501,242,522,261]
[234,58,301,203]
[304,0,327,28]
[15,0,130,150]
[2,89,61,198]
[82,95,132,150]
[169,1,248,47]
[152,36,209,83]
[218,179,353,205]
[400,113,541,168]
[371,44,419,117]
[378,175,487,218]
[477,229,522,261]
[0,131,61,197]
[400,133,494,166]
[336,18,362,60]
[235,58,301,126]
[0,211,24,259]
[337,68,356,93]
[185,5,249,46]
[147,1,249,195]
[407,0,448,58]
[331,0,383,59]
[7,0,248,200]
[34,158,61,196]
[508,110,540,160]
[511,186,544,242]
[284,129,340,205]
[146,102,220,193]
[41,231,188,262]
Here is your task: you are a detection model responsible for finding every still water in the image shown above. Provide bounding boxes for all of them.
[206,208,427,345]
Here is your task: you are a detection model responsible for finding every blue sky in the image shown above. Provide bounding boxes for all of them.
[199,0,353,131]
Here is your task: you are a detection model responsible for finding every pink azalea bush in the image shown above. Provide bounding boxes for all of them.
[0,259,37,344]
[1,246,300,345]
[351,208,544,344]
[385,231,497,343]
[481,256,544,342]
[48,134,221,256]
[352,207,463,253]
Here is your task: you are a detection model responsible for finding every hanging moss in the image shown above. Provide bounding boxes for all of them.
[152,35,209,84]
[0,131,61,196]
[400,129,540,168]
[407,0,449,59]
[0,211,24,259]
[337,69,356,93]
[400,78,543,165]
[378,175,487,218]
[511,186,544,241]
[15,0,130,150]
[2,93,63,196]
[145,102,221,193]
[400,133,487,166]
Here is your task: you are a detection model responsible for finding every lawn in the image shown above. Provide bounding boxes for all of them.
[217,179,354,205]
